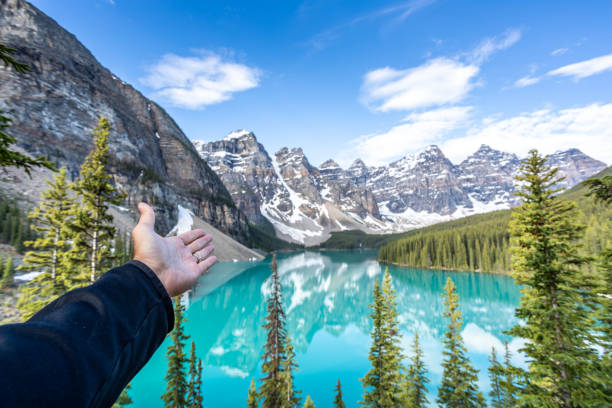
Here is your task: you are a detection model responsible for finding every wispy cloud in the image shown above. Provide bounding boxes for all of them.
[141,51,261,109]
[551,47,568,56]
[515,53,612,88]
[467,29,522,64]
[360,29,521,112]
[548,53,612,79]
[306,0,435,51]
[514,75,541,88]
[105,0,115,5]
[361,59,479,112]
[339,106,472,166]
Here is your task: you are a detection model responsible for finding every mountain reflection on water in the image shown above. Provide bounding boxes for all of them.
[131,250,522,407]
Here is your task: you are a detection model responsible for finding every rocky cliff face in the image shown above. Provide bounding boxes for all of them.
[0,0,251,241]
[195,131,386,245]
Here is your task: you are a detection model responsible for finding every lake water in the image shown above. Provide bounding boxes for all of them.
[130,250,523,407]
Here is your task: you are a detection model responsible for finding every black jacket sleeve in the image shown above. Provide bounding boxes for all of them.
[0,260,174,408]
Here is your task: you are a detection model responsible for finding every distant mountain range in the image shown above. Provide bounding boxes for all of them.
[194,131,606,245]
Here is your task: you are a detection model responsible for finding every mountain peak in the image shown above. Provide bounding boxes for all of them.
[320,159,340,169]
[225,129,253,141]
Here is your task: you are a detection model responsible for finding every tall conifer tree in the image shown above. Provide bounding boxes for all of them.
[1,255,13,288]
[112,384,132,408]
[303,395,315,408]
[500,341,518,408]
[259,254,288,408]
[509,149,600,407]
[405,332,429,408]
[488,347,504,408]
[17,167,74,320]
[281,333,301,407]
[333,379,345,408]
[360,268,404,408]
[437,278,485,408]
[162,298,189,408]
[247,378,260,408]
[66,116,122,285]
[187,341,203,408]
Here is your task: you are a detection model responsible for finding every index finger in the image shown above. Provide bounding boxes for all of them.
[178,229,206,245]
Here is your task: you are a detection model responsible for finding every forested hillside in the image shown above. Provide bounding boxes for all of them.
[377,167,612,273]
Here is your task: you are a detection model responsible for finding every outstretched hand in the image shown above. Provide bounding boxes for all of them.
[132,202,216,297]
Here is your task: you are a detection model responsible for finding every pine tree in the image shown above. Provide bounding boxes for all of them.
[259,253,288,408]
[585,175,612,406]
[333,379,345,408]
[360,268,404,408]
[162,298,189,408]
[1,255,13,289]
[247,378,260,408]
[500,341,518,408]
[281,333,301,407]
[488,347,504,408]
[303,395,315,408]
[508,149,600,407]
[186,341,203,408]
[17,167,74,320]
[0,43,53,176]
[437,278,485,408]
[405,332,429,408]
[66,116,123,285]
[112,383,133,408]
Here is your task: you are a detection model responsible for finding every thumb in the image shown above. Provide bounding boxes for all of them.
[137,202,155,229]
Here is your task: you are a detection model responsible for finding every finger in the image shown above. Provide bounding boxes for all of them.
[194,244,214,261]
[137,202,155,229]
[187,234,212,254]
[197,255,217,275]
[179,229,206,245]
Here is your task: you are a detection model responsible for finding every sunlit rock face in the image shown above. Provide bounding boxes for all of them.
[195,132,386,245]
[0,0,251,241]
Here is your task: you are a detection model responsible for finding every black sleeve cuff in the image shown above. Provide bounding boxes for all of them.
[126,260,174,332]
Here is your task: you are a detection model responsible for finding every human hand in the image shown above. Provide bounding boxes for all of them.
[131,202,216,297]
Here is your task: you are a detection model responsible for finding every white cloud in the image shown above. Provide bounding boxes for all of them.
[361,29,521,112]
[340,106,472,166]
[361,58,479,112]
[515,53,612,88]
[514,75,541,87]
[551,47,568,56]
[141,52,261,109]
[468,29,522,65]
[440,103,612,164]
[548,53,612,79]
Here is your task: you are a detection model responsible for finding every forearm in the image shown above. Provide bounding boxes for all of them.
[0,260,174,407]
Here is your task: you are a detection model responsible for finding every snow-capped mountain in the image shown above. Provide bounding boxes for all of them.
[195,131,607,245]
[194,132,387,245]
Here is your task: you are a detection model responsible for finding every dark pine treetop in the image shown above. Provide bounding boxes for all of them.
[259,253,288,408]
[405,332,429,408]
[162,298,189,408]
[0,43,54,176]
[437,278,485,408]
[333,379,345,408]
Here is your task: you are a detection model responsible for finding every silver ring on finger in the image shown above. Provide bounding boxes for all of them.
[194,252,203,263]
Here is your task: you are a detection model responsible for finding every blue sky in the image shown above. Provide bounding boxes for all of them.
[31,0,612,167]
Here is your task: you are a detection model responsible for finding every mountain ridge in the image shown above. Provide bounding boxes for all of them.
[195,130,606,245]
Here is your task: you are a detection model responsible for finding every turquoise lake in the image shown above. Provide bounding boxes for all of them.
[130,249,523,407]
